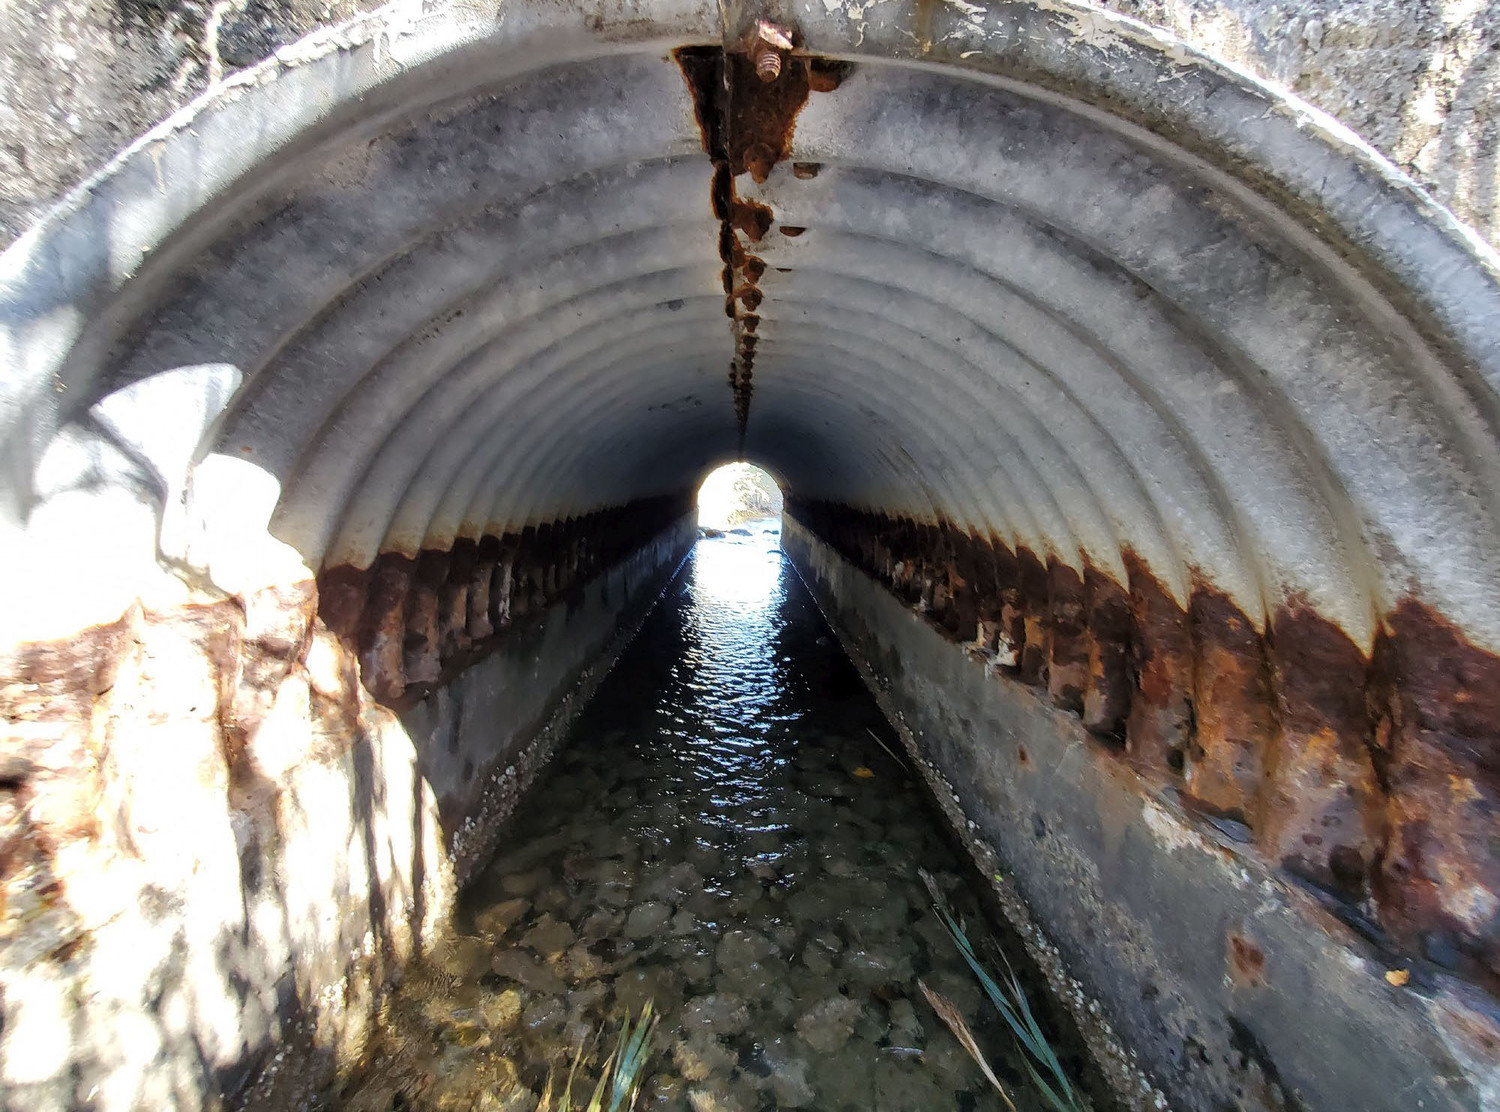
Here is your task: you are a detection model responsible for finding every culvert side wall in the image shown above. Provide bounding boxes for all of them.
[782,515,1494,1112]
[0,513,693,1112]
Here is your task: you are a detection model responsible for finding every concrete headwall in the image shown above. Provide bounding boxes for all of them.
[3,0,1498,248]
[0,515,692,1112]
[783,516,1499,1112]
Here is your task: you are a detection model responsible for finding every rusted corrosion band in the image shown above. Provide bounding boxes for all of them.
[674,42,851,449]
[789,497,1500,995]
[317,494,689,704]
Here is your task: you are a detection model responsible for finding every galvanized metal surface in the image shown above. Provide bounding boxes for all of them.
[0,0,1489,645]
[0,0,1498,657]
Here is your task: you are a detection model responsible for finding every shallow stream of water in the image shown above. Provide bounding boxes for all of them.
[342,525,1088,1111]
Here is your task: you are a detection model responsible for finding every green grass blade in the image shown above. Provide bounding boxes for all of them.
[606,1001,658,1112]
[920,869,1086,1112]
[584,1048,617,1112]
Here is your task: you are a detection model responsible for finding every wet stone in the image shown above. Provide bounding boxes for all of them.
[520,913,575,955]
[796,994,864,1054]
[681,992,750,1038]
[481,987,524,1030]
[438,935,493,980]
[674,1034,738,1081]
[339,532,1062,1111]
[521,993,566,1035]
[500,865,551,896]
[473,896,530,938]
[490,949,566,995]
[624,900,672,938]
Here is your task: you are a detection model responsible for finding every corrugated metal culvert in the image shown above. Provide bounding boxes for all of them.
[2,1,1500,1109]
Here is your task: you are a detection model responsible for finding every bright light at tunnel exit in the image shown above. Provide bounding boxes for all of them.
[694,463,785,608]
[696,462,784,531]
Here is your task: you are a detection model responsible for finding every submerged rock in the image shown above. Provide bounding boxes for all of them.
[795,994,863,1054]
[520,913,576,955]
[715,928,778,974]
[489,949,567,995]
[753,1038,816,1108]
[624,900,672,938]
[680,992,751,1038]
[500,866,551,897]
[481,987,524,1030]
[474,897,531,938]
[674,1034,738,1081]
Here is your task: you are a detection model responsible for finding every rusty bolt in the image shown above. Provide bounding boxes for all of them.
[755,46,782,82]
[752,20,793,83]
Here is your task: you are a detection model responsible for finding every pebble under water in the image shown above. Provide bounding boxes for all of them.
[341,525,1089,1112]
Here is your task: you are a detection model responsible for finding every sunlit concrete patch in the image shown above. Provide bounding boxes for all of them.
[0,519,691,1110]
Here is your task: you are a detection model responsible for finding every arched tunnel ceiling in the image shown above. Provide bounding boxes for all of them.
[4,0,1500,660]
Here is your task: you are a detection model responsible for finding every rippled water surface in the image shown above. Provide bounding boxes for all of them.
[343,525,1085,1112]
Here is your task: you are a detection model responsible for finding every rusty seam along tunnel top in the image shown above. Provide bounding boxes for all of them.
[3,0,1500,1107]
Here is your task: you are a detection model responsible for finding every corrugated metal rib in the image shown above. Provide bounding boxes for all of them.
[3,0,1500,654]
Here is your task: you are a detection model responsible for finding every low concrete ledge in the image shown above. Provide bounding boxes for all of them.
[401,515,696,886]
[782,515,1499,1112]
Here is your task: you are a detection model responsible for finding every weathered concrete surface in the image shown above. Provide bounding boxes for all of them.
[399,516,697,886]
[0,517,690,1112]
[5,0,1499,248]
[1101,0,1500,247]
[0,0,379,245]
[784,516,1500,1112]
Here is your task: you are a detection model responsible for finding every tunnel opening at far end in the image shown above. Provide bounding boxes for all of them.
[346,478,1110,1112]
[696,461,784,533]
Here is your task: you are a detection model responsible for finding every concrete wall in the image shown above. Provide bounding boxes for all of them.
[3,0,1498,249]
[783,516,1500,1112]
[0,517,691,1112]
[400,518,697,886]
[1101,0,1500,249]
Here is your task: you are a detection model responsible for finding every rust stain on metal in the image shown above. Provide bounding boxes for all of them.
[675,40,850,451]
[1371,599,1500,986]
[314,495,689,708]
[789,497,1500,992]
[1185,585,1276,827]
[1262,601,1383,902]
[1228,933,1267,989]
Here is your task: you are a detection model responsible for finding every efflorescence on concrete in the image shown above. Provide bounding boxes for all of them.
[789,496,1500,996]
[675,40,850,450]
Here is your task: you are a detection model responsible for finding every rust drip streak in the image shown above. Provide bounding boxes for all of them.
[675,43,851,451]
[789,496,1500,995]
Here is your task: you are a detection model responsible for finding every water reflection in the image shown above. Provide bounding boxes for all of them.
[340,529,1083,1112]
[689,520,784,611]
